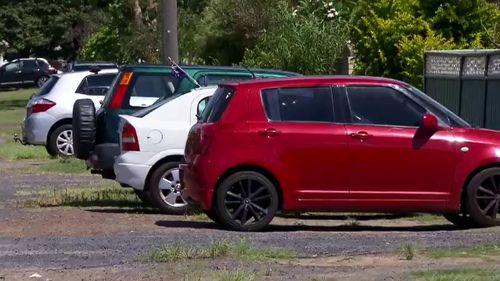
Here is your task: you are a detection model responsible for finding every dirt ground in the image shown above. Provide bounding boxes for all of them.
[0,158,499,281]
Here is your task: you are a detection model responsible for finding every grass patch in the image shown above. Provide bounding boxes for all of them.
[345,216,360,226]
[0,126,22,137]
[183,269,256,281]
[22,183,146,208]
[215,269,256,281]
[427,243,500,259]
[0,141,49,160]
[151,239,296,263]
[405,213,446,223]
[32,157,87,174]
[0,108,25,126]
[400,243,416,260]
[0,87,50,161]
[411,268,500,281]
[0,88,36,102]
[152,240,231,262]
[186,212,210,222]
[0,88,35,125]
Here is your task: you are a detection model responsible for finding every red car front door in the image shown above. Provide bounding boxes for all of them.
[343,85,457,211]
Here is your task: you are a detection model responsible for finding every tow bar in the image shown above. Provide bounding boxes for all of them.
[13,134,27,145]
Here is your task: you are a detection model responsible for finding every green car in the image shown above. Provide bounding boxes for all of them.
[72,64,300,179]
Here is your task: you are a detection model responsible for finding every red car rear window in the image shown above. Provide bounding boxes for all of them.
[199,86,235,123]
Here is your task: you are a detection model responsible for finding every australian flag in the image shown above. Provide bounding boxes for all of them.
[169,58,187,79]
[169,57,200,88]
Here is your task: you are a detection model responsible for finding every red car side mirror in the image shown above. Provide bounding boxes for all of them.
[421,113,439,131]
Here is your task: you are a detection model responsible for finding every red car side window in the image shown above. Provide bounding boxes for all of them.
[262,87,334,122]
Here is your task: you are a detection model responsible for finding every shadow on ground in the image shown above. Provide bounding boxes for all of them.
[279,213,425,221]
[154,220,460,232]
[86,208,163,215]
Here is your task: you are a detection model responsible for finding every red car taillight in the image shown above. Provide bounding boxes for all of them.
[122,122,139,151]
[48,66,57,73]
[185,125,214,161]
[110,72,133,109]
[31,98,56,113]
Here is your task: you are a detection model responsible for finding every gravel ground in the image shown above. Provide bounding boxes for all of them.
[0,225,499,269]
[0,158,499,280]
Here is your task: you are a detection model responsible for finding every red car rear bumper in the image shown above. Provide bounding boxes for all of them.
[180,160,215,210]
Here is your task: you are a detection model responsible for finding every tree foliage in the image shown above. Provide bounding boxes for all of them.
[242,0,351,74]
[397,32,456,86]
[418,0,498,44]
[351,0,500,87]
[1,0,499,86]
[0,0,89,59]
[79,0,160,63]
[193,0,286,65]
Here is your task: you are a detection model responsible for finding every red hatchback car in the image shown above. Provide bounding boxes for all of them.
[181,76,500,231]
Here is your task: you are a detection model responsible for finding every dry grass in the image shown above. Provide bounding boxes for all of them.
[151,239,296,263]
[20,183,147,209]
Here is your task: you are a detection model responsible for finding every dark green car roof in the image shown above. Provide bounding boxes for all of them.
[119,64,301,77]
[94,64,300,152]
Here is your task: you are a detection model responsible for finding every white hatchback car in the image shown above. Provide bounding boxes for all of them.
[22,69,118,156]
[114,87,216,214]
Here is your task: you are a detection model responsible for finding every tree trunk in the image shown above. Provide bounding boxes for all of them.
[160,0,178,63]
[132,0,143,29]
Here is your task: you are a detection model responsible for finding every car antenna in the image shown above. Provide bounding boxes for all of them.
[244,67,257,79]
[168,57,201,88]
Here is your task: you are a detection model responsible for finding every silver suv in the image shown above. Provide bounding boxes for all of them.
[22,69,118,156]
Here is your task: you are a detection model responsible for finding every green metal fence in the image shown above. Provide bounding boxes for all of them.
[424,49,500,129]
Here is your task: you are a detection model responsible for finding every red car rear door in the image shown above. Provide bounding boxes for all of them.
[248,86,350,209]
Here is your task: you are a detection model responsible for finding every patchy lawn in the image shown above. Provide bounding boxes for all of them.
[27,157,87,174]
[0,142,49,160]
[411,268,500,281]
[0,88,34,125]
[427,243,500,259]
[151,239,296,263]
[0,88,51,160]
[20,182,147,209]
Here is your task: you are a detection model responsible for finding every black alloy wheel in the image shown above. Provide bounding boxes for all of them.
[214,171,278,231]
[466,168,500,227]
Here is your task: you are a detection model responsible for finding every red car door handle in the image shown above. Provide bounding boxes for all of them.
[258,128,281,137]
[350,131,372,140]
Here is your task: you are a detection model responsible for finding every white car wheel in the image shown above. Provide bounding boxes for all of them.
[56,129,74,156]
[149,161,189,214]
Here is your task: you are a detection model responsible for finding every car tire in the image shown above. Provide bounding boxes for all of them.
[134,189,152,205]
[148,161,189,215]
[204,209,222,225]
[36,76,49,88]
[214,171,278,232]
[72,99,96,160]
[443,213,477,228]
[466,167,500,227]
[46,124,74,157]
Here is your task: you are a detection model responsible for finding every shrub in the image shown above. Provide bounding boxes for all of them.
[242,1,350,74]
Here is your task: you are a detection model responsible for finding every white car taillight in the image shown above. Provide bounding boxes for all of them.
[122,122,140,151]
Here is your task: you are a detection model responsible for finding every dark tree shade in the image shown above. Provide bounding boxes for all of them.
[0,0,90,59]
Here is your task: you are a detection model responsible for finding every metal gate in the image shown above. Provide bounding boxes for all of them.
[424,49,500,129]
